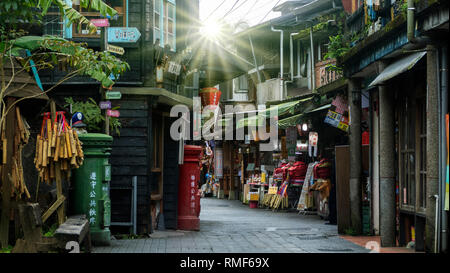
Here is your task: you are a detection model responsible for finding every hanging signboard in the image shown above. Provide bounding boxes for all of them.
[337,115,349,132]
[105,91,122,100]
[99,101,112,110]
[323,94,350,132]
[331,94,349,115]
[324,110,341,127]
[106,44,125,55]
[268,187,278,195]
[167,61,182,75]
[107,27,141,43]
[106,109,120,117]
[91,18,109,27]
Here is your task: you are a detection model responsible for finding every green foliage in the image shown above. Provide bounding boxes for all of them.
[324,34,350,60]
[400,0,408,15]
[324,34,350,71]
[0,0,117,34]
[1,35,130,88]
[64,97,121,135]
[0,0,40,27]
[52,0,117,35]
[42,223,58,238]
[0,245,13,253]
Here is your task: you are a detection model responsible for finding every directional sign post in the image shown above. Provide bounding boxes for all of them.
[99,101,112,110]
[91,18,109,27]
[107,110,120,118]
[107,27,141,43]
[105,91,122,100]
[106,44,125,55]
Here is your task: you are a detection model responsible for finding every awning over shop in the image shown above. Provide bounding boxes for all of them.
[306,103,331,113]
[235,98,313,129]
[278,113,304,129]
[278,104,331,129]
[113,87,193,109]
[368,52,427,87]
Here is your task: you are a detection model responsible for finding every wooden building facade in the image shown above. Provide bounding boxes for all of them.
[38,0,200,235]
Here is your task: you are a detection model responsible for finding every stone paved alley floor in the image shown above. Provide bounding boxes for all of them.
[93,197,370,253]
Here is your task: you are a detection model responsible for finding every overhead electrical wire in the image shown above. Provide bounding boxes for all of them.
[203,0,227,21]
[257,0,282,24]
[233,0,284,26]
[221,0,242,20]
[221,0,251,20]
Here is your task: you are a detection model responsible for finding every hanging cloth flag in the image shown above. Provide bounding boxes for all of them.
[297,162,318,211]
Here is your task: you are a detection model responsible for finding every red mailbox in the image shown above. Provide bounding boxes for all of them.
[177,145,202,231]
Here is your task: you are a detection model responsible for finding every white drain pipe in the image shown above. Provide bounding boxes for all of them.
[271,26,284,100]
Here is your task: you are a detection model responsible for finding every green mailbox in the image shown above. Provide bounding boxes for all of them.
[72,133,113,245]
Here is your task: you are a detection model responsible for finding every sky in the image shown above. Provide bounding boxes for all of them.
[199,0,288,28]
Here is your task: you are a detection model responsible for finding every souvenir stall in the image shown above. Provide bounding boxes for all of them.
[239,135,268,206]
[296,93,349,222]
[262,126,310,211]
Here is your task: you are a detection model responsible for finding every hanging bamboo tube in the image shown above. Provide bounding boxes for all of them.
[51,123,57,148]
[63,138,68,159]
[16,107,25,140]
[70,155,77,166]
[59,135,65,159]
[2,138,7,164]
[46,118,52,141]
[54,132,61,161]
[65,130,72,156]
[74,132,84,158]
[42,140,48,167]
[47,135,53,159]
[37,136,43,168]
[68,129,76,156]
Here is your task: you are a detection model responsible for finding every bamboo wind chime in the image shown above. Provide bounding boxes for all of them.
[0,107,31,199]
[262,181,289,211]
[34,112,84,184]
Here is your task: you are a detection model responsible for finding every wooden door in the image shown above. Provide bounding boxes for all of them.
[335,145,350,234]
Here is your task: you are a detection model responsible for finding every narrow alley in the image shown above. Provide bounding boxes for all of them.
[93,198,369,253]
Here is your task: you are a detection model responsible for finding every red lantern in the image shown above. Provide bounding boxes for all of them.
[199,87,221,107]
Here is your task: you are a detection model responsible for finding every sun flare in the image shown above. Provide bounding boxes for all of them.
[200,19,222,40]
